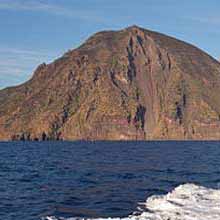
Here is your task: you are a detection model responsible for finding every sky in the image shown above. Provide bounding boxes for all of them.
[1,0,220,89]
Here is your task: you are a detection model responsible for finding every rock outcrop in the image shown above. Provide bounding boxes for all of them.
[1,25,220,140]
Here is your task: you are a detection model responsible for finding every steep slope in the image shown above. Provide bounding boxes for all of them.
[1,25,220,140]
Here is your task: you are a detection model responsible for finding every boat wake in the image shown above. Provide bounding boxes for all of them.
[42,183,220,220]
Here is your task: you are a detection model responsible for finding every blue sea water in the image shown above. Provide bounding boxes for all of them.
[1,141,220,220]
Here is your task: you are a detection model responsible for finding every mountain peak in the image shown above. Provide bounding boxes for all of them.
[124,25,147,35]
[1,26,220,140]
[126,25,142,30]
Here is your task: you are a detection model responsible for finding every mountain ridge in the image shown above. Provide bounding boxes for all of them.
[1,25,220,140]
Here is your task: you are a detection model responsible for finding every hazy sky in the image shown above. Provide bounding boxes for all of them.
[1,0,220,88]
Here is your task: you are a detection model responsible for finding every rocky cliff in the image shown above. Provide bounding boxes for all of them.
[1,25,220,140]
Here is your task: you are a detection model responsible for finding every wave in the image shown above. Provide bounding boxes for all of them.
[42,183,220,220]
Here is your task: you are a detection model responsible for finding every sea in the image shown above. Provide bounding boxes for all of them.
[1,141,220,220]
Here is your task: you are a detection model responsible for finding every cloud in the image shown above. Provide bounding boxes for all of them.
[186,15,220,26]
[0,47,59,89]
[0,0,103,22]
[0,0,70,15]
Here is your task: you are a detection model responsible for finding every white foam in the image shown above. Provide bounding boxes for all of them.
[43,183,220,220]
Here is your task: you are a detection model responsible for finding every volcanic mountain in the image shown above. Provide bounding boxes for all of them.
[1,25,220,140]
